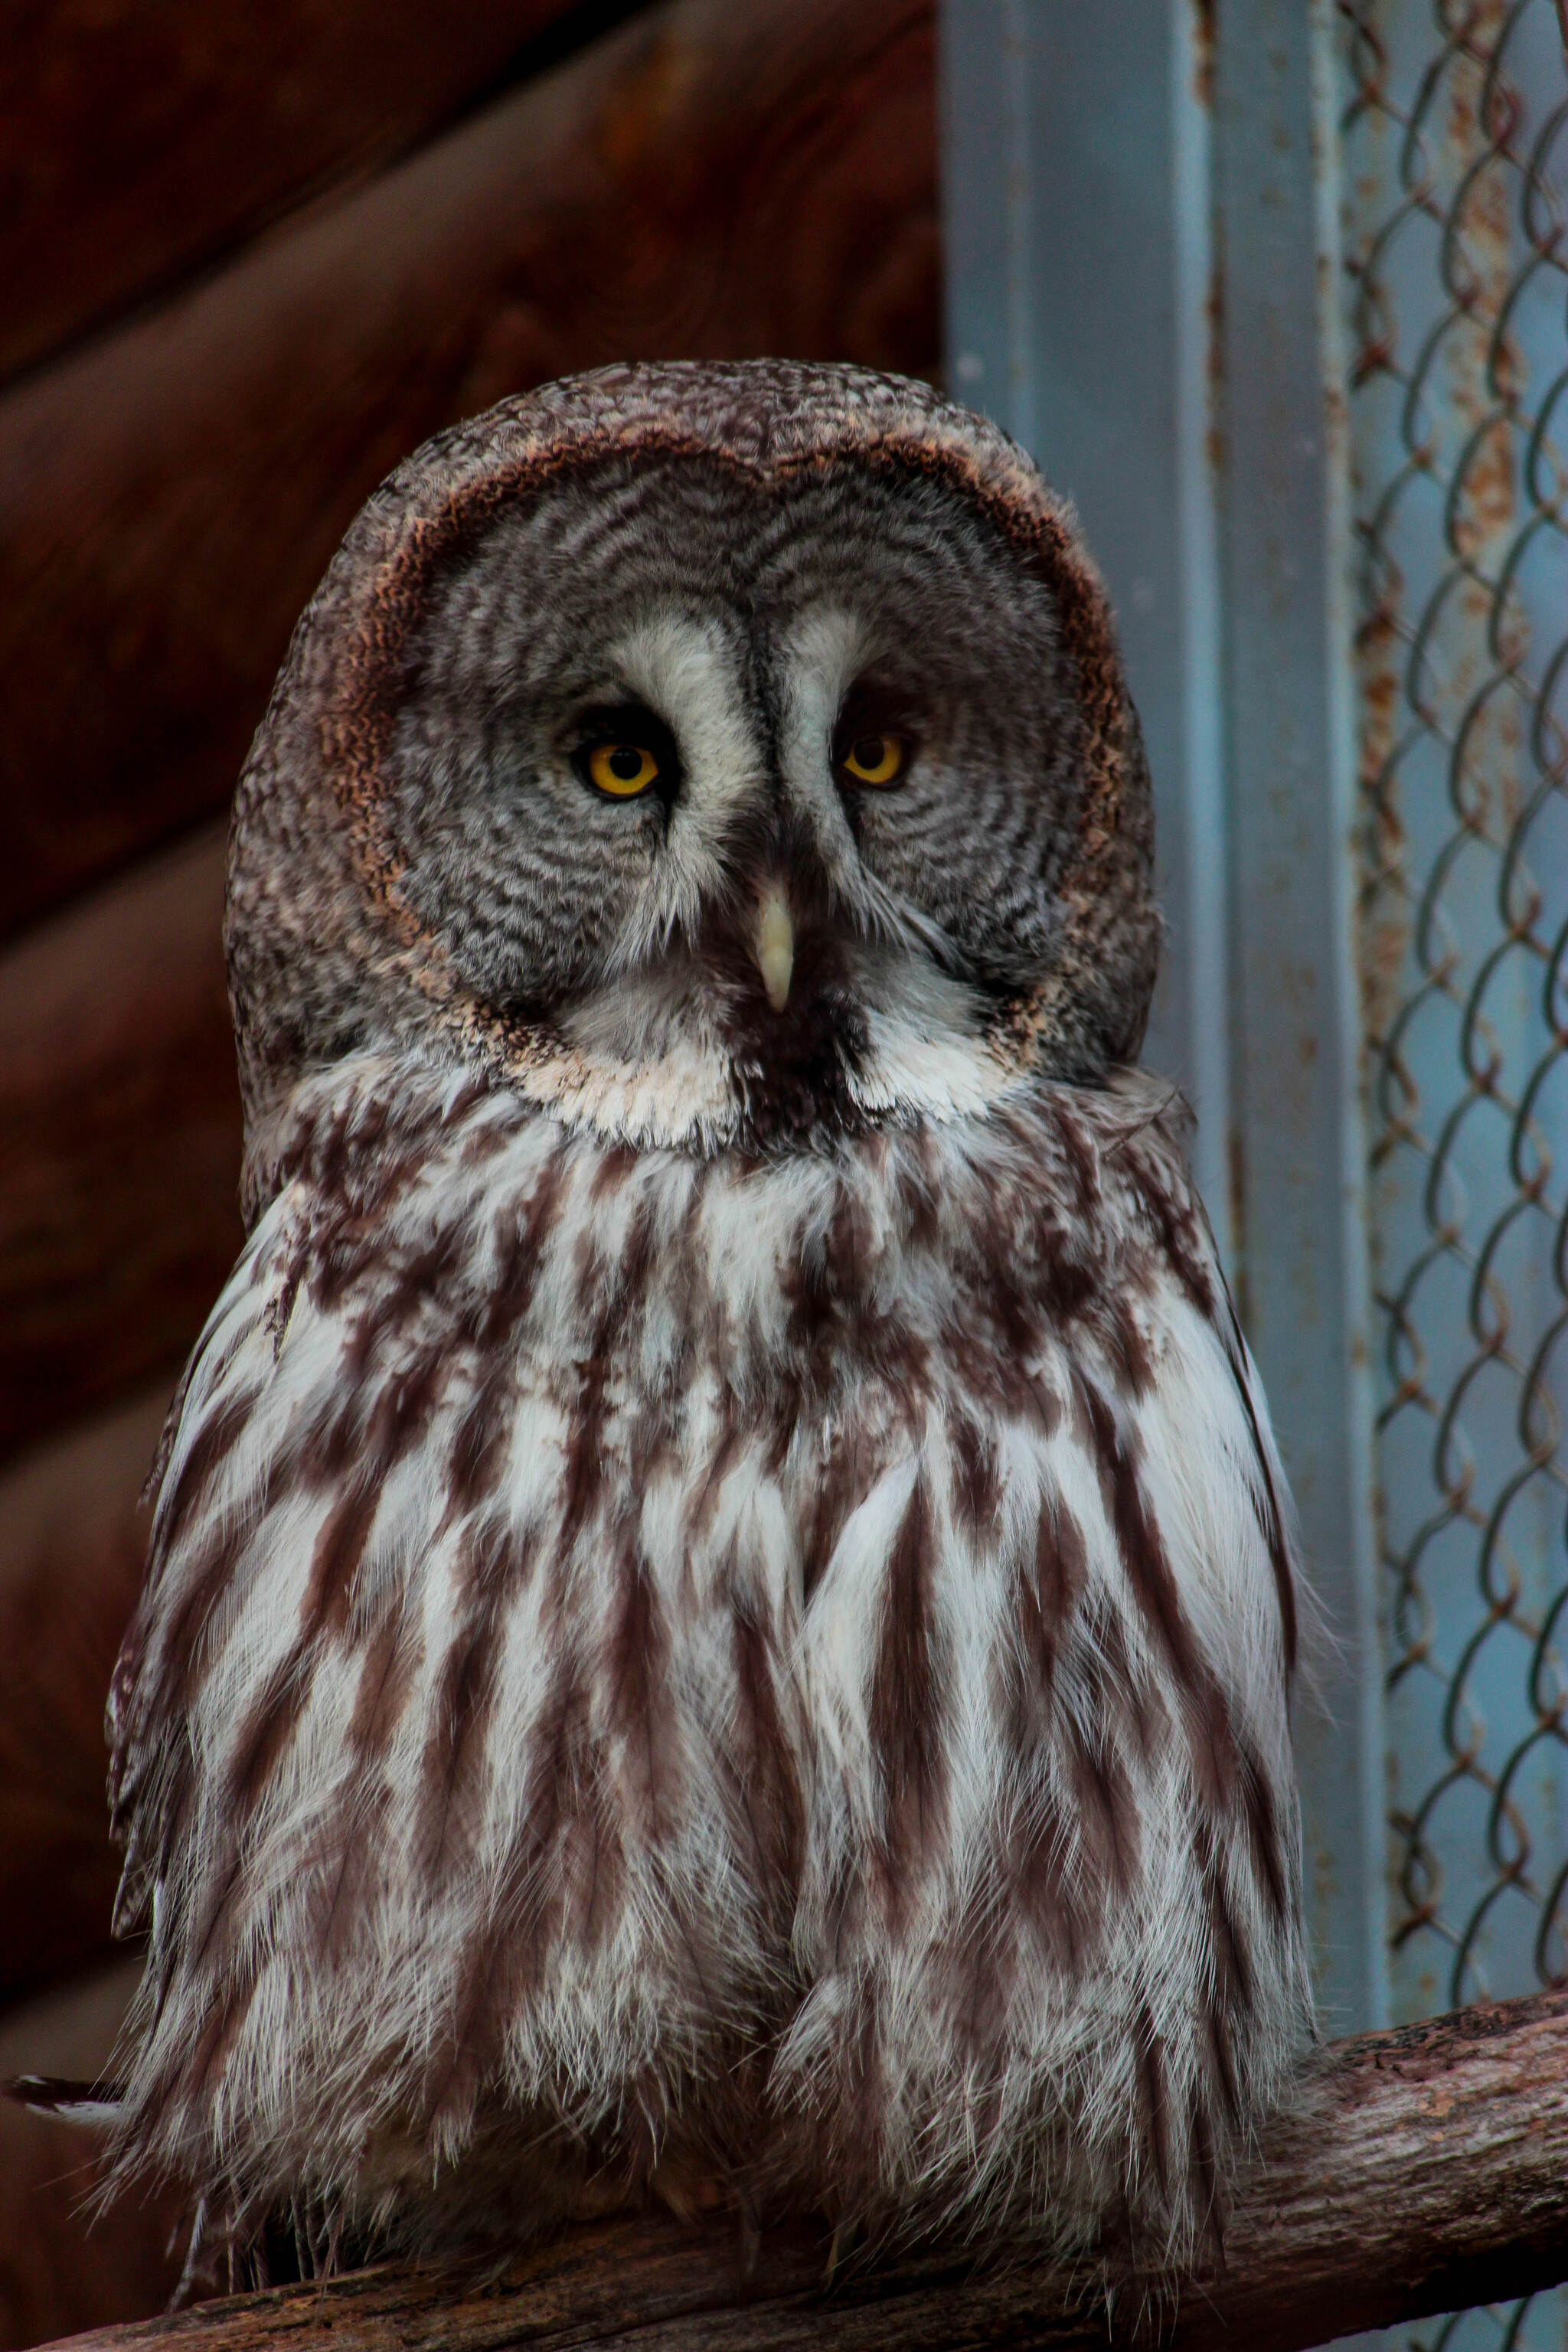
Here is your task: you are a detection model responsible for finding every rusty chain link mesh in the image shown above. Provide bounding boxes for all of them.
[1341,0,1568,2343]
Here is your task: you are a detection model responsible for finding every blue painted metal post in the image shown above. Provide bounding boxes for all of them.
[943,0,1230,1258]
[940,0,1389,2036]
[1210,0,1387,2037]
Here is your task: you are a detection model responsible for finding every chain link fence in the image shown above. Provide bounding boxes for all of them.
[1342,0,1568,2341]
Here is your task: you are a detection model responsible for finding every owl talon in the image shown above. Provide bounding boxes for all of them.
[648,2159,729,2225]
[825,2216,859,2286]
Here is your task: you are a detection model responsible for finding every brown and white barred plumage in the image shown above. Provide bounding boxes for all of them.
[104,362,1310,2276]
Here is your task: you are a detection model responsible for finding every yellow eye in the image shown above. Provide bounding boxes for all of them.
[587,742,661,797]
[839,733,907,787]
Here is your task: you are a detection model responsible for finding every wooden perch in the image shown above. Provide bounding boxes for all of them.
[0,1962,185,2341]
[47,1991,1568,2352]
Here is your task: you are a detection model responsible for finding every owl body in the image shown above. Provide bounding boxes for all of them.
[106,363,1309,2275]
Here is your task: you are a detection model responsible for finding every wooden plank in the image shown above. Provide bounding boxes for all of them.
[0,825,237,1462]
[34,1991,1568,2352]
[0,0,597,384]
[0,1386,172,1994]
[0,0,937,942]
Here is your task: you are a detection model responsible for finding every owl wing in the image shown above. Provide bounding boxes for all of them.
[765,1085,1311,2259]
[101,1077,799,2237]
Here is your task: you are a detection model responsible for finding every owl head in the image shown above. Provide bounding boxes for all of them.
[227,362,1155,1212]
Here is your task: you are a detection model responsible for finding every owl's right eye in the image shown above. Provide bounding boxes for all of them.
[571,707,680,804]
[587,743,660,797]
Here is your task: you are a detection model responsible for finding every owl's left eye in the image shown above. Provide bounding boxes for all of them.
[831,684,917,793]
[838,733,908,788]
[571,707,679,803]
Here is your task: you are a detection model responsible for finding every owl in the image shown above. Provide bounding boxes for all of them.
[100,361,1311,2288]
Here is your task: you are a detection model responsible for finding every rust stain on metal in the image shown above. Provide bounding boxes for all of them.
[1206,256,1226,475]
[1191,0,1216,109]
[1228,1119,1250,1338]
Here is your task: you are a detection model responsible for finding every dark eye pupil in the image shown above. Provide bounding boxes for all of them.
[607,746,645,780]
[854,738,884,768]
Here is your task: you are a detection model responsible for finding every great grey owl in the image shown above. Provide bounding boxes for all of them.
[96,361,1311,2282]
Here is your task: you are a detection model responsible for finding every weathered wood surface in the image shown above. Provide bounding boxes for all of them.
[0,0,936,943]
[0,1386,171,1995]
[0,0,593,384]
[0,823,237,1464]
[40,1991,1568,2352]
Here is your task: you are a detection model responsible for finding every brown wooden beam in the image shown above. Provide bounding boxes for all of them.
[35,1991,1568,2352]
[0,0,937,943]
[0,825,237,1462]
[0,1385,172,1994]
[0,0,605,385]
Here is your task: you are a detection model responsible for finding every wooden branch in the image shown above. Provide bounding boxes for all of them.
[0,0,589,384]
[0,0,936,942]
[44,1992,1568,2352]
[0,823,237,1462]
[0,1385,172,1994]
[0,1962,184,2342]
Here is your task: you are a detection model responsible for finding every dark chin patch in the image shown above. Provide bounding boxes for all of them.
[729,961,870,1152]
[701,808,874,1152]
[674,885,867,1152]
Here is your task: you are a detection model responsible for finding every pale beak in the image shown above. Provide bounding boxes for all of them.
[753,880,795,1012]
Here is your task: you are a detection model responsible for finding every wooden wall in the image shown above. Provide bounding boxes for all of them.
[0,1,937,2338]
